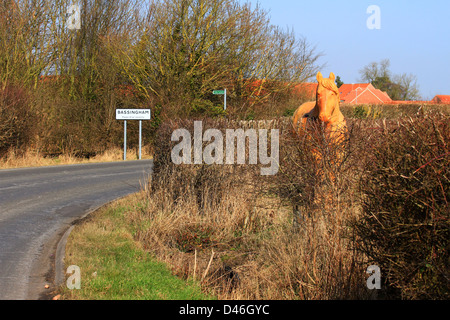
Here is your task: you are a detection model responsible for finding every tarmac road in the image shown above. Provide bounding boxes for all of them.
[0,160,153,300]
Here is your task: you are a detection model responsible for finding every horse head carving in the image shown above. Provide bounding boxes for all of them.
[315,72,341,124]
[292,71,346,140]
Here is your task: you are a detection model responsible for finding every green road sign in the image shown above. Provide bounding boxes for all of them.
[213,89,227,110]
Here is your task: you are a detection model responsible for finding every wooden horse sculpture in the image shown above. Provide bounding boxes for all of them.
[291,72,347,225]
[293,72,346,143]
[292,71,347,164]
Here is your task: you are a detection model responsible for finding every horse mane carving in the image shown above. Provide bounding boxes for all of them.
[293,71,346,134]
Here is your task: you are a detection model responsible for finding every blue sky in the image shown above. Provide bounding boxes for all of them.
[245,0,450,100]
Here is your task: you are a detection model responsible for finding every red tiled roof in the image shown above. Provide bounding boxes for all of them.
[293,82,394,104]
[390,100,432,105]
[374,89,391,102]
[432,95,450,104]
[339,83,392,104]
[338,83,370,100]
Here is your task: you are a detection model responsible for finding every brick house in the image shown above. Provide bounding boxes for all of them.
[338,83,392,104]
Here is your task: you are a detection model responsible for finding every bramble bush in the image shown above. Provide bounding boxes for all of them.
[134,111,448,299]
[353,112,449,299]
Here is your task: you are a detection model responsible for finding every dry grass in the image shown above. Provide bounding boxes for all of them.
[125,165,373,300]
[0,146,152,169]
[121,119,377,300]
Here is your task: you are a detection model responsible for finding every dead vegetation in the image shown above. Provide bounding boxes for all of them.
[126,118,365,299]
[121,110,448,300]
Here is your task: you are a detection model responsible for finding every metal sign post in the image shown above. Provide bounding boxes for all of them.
[213,89,227,111]
[224,88,227,111]
[116,109,151,161]
[139,120,142,160]
[123,120,127,160]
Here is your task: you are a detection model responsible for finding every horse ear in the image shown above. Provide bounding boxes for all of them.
[316,72,323,82]
[329,72,336,81]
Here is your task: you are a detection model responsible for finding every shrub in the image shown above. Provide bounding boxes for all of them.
[131,112,449,299]
[0,85,35,158]
[353,112,449,299]
[275,117,370,221]
[135,117,373,299]
[175,225,216,253]
[352,105,381,119]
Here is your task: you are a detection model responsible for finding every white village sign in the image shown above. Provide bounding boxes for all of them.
[116,109,151,160]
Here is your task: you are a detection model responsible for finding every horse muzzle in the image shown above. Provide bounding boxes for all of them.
[318,114,330,123]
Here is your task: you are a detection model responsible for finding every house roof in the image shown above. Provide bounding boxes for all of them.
[338,83,370,100]
[432,95,450,104]
[293,82,394,104]
[339,83,392,104]
[390,100,433,105]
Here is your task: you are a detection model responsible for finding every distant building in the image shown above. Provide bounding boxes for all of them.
[338,83,392,104]
[293,82,450,105]
[294,82,393,104]
[432,95,450,104]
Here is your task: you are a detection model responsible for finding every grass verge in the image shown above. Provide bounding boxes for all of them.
[59,194,213,300]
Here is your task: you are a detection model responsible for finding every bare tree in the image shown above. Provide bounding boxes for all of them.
[109,0,322,117]
[1,0,322,155]
[0,0,56,89]
[358,58,391,84]
[392,73,421,101]
[359,59,421,101]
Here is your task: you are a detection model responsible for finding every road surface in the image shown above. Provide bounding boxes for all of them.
[0,160,153,300]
